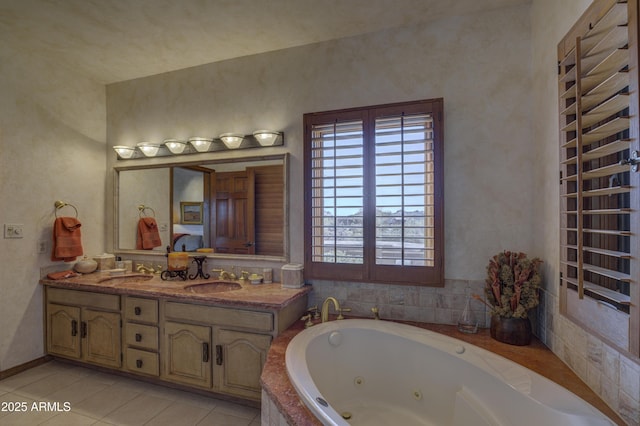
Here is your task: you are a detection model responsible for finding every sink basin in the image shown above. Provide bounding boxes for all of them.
[184,281,242,294]
[98,274,154,284]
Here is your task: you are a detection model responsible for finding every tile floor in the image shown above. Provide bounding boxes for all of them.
[0,361,261,426]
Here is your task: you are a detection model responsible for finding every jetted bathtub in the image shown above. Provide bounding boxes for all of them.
[285,319,614,426]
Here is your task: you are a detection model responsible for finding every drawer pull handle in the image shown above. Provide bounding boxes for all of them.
[80,321,87,338]
[134,307,141,315]
[203,343,210,363]
[136,359,143,368]
[135,333,142,342]
[215,344,223,365]
[71,320,78,337]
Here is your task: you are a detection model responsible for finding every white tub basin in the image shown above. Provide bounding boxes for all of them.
[285,319,614,426]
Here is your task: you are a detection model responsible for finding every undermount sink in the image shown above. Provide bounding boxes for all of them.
[184,281,242,294]
[98,273,154,284]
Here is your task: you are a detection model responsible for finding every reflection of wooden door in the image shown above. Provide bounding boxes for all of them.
[213,170,255,254]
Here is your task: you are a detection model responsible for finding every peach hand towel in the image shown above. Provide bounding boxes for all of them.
[51,217,83,261]
[46,270,79,280]
[136,217,162,249]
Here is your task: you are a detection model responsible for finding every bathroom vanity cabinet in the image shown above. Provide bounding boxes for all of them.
[163,321,212,387]
[46,288,122,369]
[123,296,160,376]
[163,301,273,399]
[42,280,308,402]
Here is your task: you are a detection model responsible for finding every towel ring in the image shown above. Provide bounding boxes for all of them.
[138,205,156,218]
[54,201,78,218]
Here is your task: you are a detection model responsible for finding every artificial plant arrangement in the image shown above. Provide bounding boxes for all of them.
[483,250,543,319]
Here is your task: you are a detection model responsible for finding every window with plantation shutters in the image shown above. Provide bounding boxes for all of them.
[304,99,444,286]
[309,119,365,265]
[558,0,639,356]
[374,114,436,267]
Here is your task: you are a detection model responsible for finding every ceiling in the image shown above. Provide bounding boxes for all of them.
[0,0,529,85]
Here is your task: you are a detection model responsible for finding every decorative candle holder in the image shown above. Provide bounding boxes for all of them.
[160,268,188,281]
[189,256,210,280]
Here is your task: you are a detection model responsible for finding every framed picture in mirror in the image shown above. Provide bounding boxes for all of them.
[180,201,203,224]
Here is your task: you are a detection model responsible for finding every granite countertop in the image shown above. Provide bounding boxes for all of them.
[40,271,311,310]
[261,320,625,426]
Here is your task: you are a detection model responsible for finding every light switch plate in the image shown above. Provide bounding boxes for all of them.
[4,224,24,239]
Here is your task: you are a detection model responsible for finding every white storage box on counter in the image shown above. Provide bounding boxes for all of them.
[93,253,115,271]
[281,264,304,288]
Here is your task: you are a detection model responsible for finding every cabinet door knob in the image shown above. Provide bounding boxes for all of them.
[136,359,143,368]
[134,307,141,315]
[135,333,142,342]
[80,321,87,338]
[71,319,78,337]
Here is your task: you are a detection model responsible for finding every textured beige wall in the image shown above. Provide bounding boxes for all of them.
[0,50,107,370]
[107,4,534,280]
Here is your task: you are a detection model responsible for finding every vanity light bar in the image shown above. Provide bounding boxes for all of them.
[113,131,284,160]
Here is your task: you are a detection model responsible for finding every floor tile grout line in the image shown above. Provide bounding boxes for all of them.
[141,399,215,426]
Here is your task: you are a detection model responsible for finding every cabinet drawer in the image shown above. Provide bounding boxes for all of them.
[125,348,159,376]
[165,302,273,332]
[125,323,158,350]
[124,297,158,324]
[47,287,119,311]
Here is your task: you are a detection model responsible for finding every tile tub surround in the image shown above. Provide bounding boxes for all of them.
[536,288,640,426]
[308,279,490,327]
[260,320,625,426]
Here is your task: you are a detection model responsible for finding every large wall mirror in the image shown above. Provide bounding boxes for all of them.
[115,154,288,260]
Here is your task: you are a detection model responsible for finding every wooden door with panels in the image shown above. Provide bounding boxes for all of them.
[212,170,256,254]
[558,0,639,356]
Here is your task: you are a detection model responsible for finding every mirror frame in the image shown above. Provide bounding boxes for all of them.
[113,153,289,262]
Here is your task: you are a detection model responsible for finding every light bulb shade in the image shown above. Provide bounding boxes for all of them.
[136,142,160,157]
[220,133,244,149]
[113,145,136,159]
[189,137,213,152]
[164,139,187,154]
[253,130,279,146]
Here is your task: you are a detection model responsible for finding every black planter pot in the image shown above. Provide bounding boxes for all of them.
[490,315,532,346]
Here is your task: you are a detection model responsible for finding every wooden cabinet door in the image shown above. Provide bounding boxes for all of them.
[82,309,122,368]
[47,303,81,359]
[214,328,271,400]
[163,321,212,388]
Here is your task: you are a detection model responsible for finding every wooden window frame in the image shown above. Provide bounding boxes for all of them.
[303,98,444,286]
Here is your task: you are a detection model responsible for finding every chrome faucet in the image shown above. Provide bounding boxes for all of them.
[321,297,341,322]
